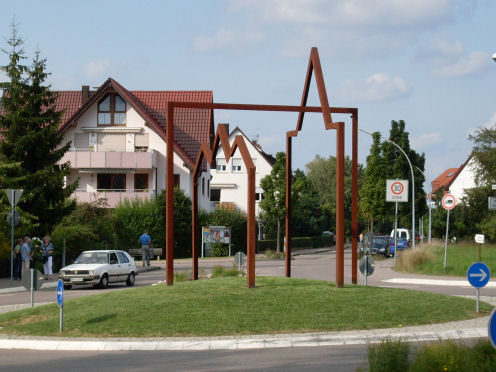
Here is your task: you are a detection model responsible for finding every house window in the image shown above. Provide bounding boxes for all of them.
[98,94,126,126]
[202,177,205,195]
[134,133,149,152]
[207,180,210,197]
[97,173,126,191]
[173,174,180,188]
[232,158,242,172]
[216,158,227,172]
[134,174,149,191]
[210,189,221,202]
[255,192,263,201]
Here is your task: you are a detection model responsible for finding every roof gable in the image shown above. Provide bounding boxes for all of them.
[53,79,213,168]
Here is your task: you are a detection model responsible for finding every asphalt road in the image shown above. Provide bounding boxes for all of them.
[1,249,495,306]
[0,345,368,372]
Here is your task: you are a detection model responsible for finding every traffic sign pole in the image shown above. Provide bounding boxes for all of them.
[444,209,450,271]
[57,279,64,333]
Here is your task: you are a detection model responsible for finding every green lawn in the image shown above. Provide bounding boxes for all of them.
[0,277,491,337]
[395,243,496,276]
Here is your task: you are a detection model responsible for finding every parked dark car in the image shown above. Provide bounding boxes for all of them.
[359,235,392,257]
[389,238,410,256]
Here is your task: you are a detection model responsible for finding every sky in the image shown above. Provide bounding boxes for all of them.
[1,0,496,192]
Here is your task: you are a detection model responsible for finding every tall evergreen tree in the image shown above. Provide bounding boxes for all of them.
[0,23,77,234]
[259,152,287,252]
[382,120,426,229]
[359,132,388,234]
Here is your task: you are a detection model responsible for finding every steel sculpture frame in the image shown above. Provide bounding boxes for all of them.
[165,47,359,288]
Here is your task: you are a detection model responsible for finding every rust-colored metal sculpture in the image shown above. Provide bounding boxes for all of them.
[285,48,358,287]
[191,124,256,287]
[165,47,359,288]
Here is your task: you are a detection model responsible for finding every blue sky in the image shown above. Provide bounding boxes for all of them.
[1,0,495,192]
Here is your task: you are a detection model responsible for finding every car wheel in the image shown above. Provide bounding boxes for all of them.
[63,284,72,290]
[99,274,109,289]
[126,272,135,287]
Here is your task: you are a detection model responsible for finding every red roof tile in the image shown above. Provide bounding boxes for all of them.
[50,81,213,168]
[431,167,459,195]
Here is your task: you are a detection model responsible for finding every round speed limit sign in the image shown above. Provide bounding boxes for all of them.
[391,182,404,195]
[386,180,408,202]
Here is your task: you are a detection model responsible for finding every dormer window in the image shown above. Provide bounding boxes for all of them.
[98,94,126,126]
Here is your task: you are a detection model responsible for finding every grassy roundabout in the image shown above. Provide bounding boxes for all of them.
[0,277,492,337]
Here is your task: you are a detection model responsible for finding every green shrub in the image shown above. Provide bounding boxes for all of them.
[223,266,241,277]
[365,339,496,372]
[264,249,285,260]
[291,237,313,248]
[367,339,410,372]
[211,265,241,278]
[211,265,225,278]
[210,243,229,257]
[174,271,192,282]
[113,188,192,258]
[311,235,333,247]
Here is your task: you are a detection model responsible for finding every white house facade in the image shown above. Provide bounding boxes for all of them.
[449,156,478,202]
[56,79,213,209]
[209,126,275,216]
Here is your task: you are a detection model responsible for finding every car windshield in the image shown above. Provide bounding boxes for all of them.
[74,252,108,264]
[372,238,387,246]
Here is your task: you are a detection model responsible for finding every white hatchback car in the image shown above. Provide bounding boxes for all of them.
[59,250,137,290]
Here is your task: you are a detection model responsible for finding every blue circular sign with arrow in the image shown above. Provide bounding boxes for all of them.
[489,308,496,349]
[467,262,490,288]
[56,279,64,307]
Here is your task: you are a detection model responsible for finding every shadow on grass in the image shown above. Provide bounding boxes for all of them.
[85,313,117,324]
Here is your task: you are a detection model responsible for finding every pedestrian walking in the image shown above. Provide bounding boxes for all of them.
[21,236,32,276]
[138,230,152,267]
[13,238,23,280]
[40,236,54,280]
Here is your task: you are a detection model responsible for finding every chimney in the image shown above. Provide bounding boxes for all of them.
[81,85,90,104]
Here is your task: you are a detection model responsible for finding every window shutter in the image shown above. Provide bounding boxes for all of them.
[135,133,149,147]
[97,134,126,151]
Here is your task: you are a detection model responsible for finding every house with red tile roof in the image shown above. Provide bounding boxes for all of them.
[55,78,214,208]
[210,126,275,216]
[431,155,478,203]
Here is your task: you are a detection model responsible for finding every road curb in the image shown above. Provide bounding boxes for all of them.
[0,325,488,351]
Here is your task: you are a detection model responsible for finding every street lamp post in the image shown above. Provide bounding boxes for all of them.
[359,128,416,249]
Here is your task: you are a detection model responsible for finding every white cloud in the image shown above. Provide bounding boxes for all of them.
[193,28,264,54]
[338,73,411,102]
[82,59,111,78]
[467,112,496,136]
[230,0,452,28]
[433,51,491,77]
[411,132,443,150]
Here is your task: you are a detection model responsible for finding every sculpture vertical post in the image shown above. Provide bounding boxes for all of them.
[336,122,345,288]
[247,166,256,288]
[351,110,358,284]
[192,176,199,280]
[166,102,174,286]
[285,134,292,277]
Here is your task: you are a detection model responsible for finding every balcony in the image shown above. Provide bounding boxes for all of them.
[72,190,156,208]
[60,150,157,170]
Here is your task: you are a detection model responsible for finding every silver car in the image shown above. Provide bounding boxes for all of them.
[59,250,137,289]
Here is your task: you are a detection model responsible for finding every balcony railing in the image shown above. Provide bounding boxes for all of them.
[60,150,156,170]
[73,190,156,208]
